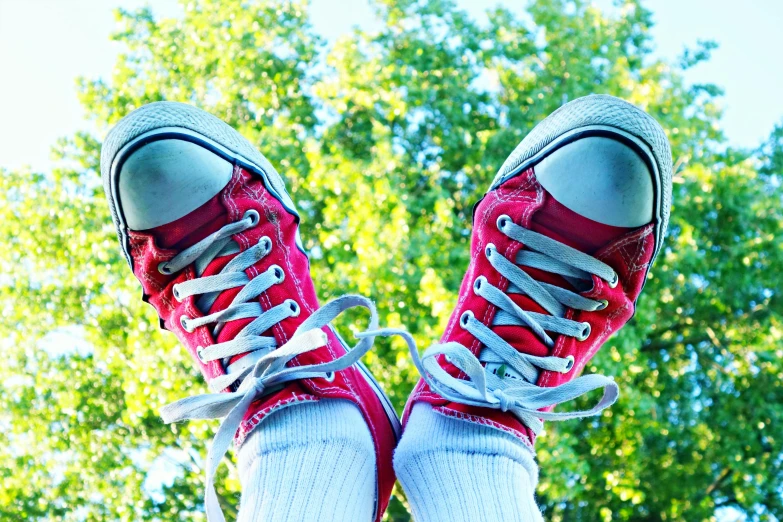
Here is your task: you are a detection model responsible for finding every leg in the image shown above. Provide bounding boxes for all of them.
[237,400,376,522]
[395,404,543,522]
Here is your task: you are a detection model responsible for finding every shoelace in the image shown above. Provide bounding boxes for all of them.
[156,210,415,522]
[410,214,620,434]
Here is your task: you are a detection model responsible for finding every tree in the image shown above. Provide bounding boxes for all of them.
[1,0,780,520]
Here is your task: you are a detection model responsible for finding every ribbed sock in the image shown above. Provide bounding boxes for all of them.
[394,403,543,522]
[236,399,377,522]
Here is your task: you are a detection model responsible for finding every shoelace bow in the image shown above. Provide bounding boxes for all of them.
[156,210,415,522]
[410,214,620,434]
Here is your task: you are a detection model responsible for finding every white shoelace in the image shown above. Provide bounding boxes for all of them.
[410,214,620,434]
[156,210,415,522]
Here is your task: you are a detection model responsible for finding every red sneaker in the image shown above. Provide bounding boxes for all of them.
[101,102,404,522]
[405,94,672,451]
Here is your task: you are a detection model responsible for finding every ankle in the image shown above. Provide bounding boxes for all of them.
[394,404,542,522]
[237,400,377,522]
[395,403,539,483]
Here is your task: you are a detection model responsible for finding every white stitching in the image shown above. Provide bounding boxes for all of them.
[434,406,536,452]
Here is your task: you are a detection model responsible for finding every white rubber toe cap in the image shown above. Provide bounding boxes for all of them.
[534,136,654,228]
[118,139,233,230]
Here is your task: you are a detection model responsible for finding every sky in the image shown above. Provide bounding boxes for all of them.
[0,0,782,174]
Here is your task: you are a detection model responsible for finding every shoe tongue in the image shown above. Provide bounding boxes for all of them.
[518,191,633,296]
[198,258,255,366]
[148,194,229,251]
[484,191,635,377]
[147,194,257,366]
[530,194,633,255]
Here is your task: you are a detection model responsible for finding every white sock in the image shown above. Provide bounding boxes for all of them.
[237,399,377,522]
[394,403,543,522]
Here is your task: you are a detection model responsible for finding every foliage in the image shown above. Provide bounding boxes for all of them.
[1,0,781,520]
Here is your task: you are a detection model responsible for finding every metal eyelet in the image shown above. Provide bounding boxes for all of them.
[496,214,511,230]
[460,310,474,328]
[244,209,261,227]
[485,243,496,258]
[196,346,206,363]
[259,236,272,252]
[563,355,575,372]
[608,272,619,288]
[577,322,591,341]
[473,276,487,293]
[596,299,609,311]
[286,299,300,317]
[158,262,174,275]
[324,371,336,382]
[172,285,183,302]
[269,264,285,283]
[180,315,194,333]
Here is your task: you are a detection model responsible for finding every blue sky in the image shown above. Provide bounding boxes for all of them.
[1,0,782,173]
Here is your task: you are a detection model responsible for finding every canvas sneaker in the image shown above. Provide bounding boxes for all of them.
[100,101,406,521]
[405,94,672,450]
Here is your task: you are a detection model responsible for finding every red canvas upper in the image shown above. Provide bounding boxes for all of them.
[404,167,656,448]
[127,165,396,521]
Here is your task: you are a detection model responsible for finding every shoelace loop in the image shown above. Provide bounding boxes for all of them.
[410,214,621,434]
